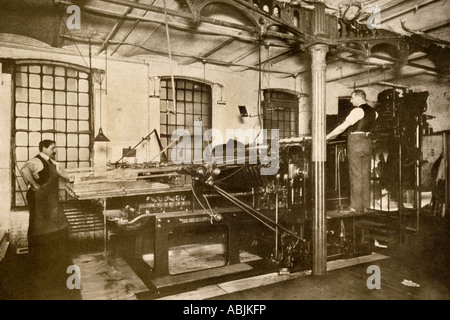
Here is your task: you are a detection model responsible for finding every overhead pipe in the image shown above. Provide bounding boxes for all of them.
[96,0,308,43]
[96,4,133,55]
[58,0,444,75]
[56,0,261,43]
[60,35,293,75]
[325,52,441,83]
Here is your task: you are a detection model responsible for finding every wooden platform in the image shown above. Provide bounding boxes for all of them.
[327,209,367,219]
[208,215,450,300]
[157,252,389,300]
[151,263,254,290]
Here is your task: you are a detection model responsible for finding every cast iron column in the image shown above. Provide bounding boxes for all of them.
[309,1,328,276]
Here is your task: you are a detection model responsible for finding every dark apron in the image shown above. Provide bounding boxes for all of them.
[27,160,69,237]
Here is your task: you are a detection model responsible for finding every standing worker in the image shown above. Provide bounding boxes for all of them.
[20,139,74,299]
[326,90,378,213]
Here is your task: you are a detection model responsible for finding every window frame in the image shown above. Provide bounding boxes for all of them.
[159,78,213,164]
[11,60,94,208]
[262,89,299,139]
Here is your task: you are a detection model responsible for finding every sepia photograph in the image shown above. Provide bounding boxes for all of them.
[0,0,449,305]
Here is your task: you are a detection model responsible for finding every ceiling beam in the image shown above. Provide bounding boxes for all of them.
[60,34,293,75]
[56,0,448,76]
[96,0,308,43]
[352,69,450,88]
[332,43,446,75]
[237,48,300,75]
[57,0,266,44]
[377,0,442,24]
[96,0,136,55]
[256,49,297,67]
[58,1,299,71]
[109,5,149,56]
[231,46,260,64]
[326,66,382,83]
[181,37,237,66]
[326,53,433,83]
[372,53,443,73]
[97,0,256,33]
[419,18,450,32]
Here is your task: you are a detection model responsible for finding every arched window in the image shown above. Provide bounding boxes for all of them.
[262,89,299,139]
[159,78,212,164]
[13,62,93,206]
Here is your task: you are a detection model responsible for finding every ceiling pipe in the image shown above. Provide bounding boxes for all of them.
[181,37,237,66]
[60,34,293,75]
[332,44,445,75]
[57,0,446,75]
[96,3,133,55]
[353,80,411,89]
[96,0,309,43]
[56,0,261,43]
[96,0,299,40]
[325,52,431,82]
[326,66,382,82]
[351,70,449,88]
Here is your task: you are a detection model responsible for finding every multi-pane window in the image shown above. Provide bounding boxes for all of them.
[13,62,92,206]
[159,78,212,164]
[262,90,299,139]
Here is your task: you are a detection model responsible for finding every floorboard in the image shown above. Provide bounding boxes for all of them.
[1,214,449,300]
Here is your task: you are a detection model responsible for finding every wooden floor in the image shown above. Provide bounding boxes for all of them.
[209,215,450,300]
[1,214,449,300]
[155,252,390,300]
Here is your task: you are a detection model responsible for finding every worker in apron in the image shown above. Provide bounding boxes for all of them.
[21,139,74,299]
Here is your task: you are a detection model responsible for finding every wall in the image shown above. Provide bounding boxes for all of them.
[0,38,301,247]
[144,57,269,148]
[0,71,11,232]
[2,37,447,247]
[0,39,155,247]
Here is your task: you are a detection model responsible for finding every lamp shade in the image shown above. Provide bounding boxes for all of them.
[94,127,110,142]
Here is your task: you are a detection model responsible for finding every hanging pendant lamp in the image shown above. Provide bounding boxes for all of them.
[94,127,110,142]
[93,43,110,142]
[94,81,110,142]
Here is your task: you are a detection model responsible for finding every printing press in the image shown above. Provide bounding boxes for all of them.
[65,135,376,288]
[65,88,433,288]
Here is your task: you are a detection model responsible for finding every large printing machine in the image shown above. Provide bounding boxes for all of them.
[65,138,373,289]
[66,88,432,289]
